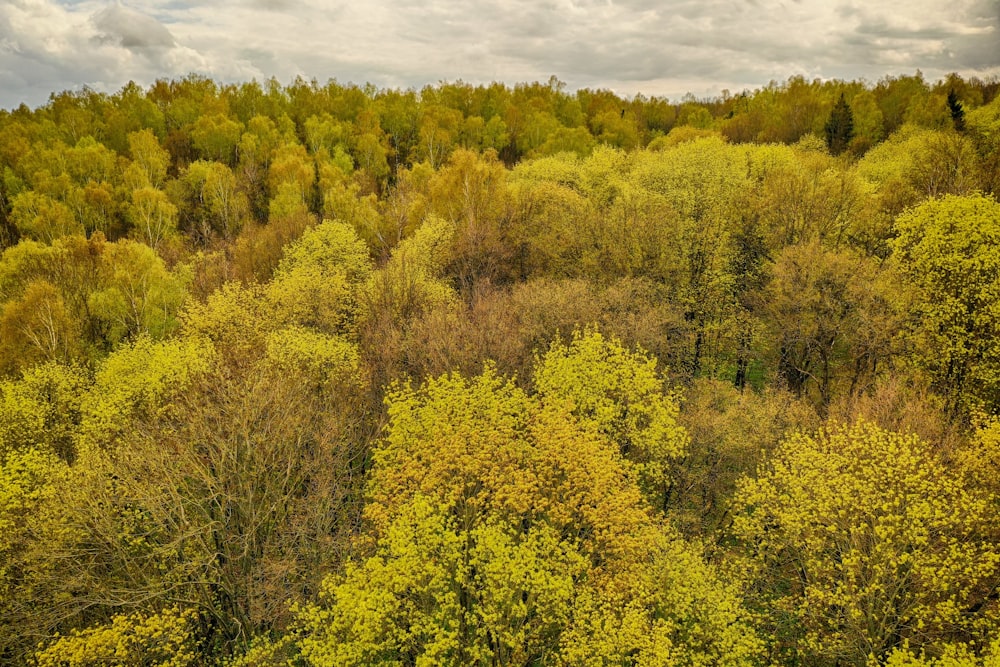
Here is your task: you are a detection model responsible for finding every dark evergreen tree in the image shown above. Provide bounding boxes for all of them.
[947,89,966,132]
[824,93,854,155]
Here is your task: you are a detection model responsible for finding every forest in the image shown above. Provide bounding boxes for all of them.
[1,70,1000,666]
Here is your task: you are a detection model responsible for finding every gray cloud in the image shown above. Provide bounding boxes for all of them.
[0,0,997,110]
[92,4,175,51]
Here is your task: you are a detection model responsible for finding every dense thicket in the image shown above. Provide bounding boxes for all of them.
[2,71,1000,666]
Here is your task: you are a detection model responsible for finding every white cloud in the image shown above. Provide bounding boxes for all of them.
[0,0,997,109]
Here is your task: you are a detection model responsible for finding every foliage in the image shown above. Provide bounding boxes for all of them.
[298,366,760,666]
[0,72,999,666]
[533,329,688,509]
[891,194,1000,415]
[266,218,373,334]
[34,606,201,667]
[733,421,1000,665]
[79,333,214,446]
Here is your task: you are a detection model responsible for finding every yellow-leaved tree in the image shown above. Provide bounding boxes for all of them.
[532,329,688,511]
[296,343,759,666]
[733,421,1000,666]
[891,194,1000,416]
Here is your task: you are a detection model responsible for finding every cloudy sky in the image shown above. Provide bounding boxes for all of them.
[1,0,998,110]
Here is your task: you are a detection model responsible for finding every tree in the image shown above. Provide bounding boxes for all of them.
[0,445,77,663]
[890,194,1000,416]
[733,421,1000,666]
[297,367,760,666]
[966,94,1000,196]
[88,351,366,651]
[532,329,688,510]
[428,149,514,289]
[190,113,244,165]
[126,186,178,249]
[758,242,899,408]
[266,219,373,335]
[87,239,188,346]
[0,280,78,372]
[948,89,967,132]
[0,362,87,462]
[825,93,855,155]
[9,191,82,242]
[126,129,170,189]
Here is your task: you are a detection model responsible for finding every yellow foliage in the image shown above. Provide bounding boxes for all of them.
[298,364,759,666]
[734,421,1000,665]
[86,238,190,344]
[0,447,64,597]
[0,362,86,461]
[80,334,215,447]
[0,446,79,660]
[891,194,1000,415]
[181,280,272,353]
[266,219,373,335]
[533,328,688,509]
[362,215,457,329]
[34,606,200,667]
[880,639,1000,667]
[265,326,364,395]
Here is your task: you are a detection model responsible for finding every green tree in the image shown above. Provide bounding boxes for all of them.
[948,89,967,132]
[126,129,170,188]
[825,93,855,155]
[87,239,188,346]
[126,186,178,249]
[190,113,244,164]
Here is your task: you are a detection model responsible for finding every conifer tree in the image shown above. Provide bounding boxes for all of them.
[947,89,966,132]
[824,93,854,155]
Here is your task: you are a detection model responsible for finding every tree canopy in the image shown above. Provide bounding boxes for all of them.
[0,71,999,666]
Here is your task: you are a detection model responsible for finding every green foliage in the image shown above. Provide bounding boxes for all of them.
[0,445,77,663]
[672,377,819,537]
[126,129,170,188]
[825,93,855,155]
[0,448,64,592]
[363,214,456,326]
[966,94,1000,195]
[948,89,967,132]
[298,495,587,666]
[856,127,981,215]
[86,239,189,345]
[126,185,179,248]
[0,234,189,371]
